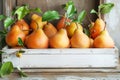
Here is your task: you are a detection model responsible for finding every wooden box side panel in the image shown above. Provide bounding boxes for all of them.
[2,48,119,68]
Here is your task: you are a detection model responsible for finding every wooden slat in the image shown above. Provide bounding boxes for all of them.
[4,72,120,80]
[3,0,16,16]
[2,48,118,68]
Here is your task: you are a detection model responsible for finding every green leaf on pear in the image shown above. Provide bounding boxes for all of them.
[42,10,60,21]
[18,37,24,47]
[4,17,15,29]
[99,3,114,14]
[90,9,98,15]
[77,10,86,24]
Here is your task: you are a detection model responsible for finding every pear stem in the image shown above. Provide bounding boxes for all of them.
[75,22,79,29]
[103,22,106,31]
[35,20,40,30]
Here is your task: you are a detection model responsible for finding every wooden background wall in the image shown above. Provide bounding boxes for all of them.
[16,0,99,26]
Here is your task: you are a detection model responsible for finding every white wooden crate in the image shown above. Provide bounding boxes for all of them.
[2,47,119,68]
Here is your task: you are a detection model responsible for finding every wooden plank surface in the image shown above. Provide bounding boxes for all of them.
[2,48,118,68]
[3,72,120,80]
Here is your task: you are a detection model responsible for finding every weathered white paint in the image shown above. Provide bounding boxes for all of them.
[2,47,119,68]
[104,0,120,53]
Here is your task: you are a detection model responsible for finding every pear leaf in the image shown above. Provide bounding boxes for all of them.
[66,4,77,18]
[42,10,60,21]
[0,61,14,77]
[0,30,7,36]
[90,9,98,14]
[0,51,4,54]
[13,5,30,20]
[18,37,24,47]
[77,10,86,24]
[64,0,77,18]
[62,0,77,18]
[99,3,114,14]
[17,67,28,77]
[0,36,6,48]
[30,8,42,13]
[0,15,6,21]
[4,17,15,29]
[19,50,25,53]
[13,5,42,20]
[83,28,90,37]
[62,0,74,10]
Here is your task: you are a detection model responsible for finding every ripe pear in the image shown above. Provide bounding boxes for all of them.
[90,18,105,39]
[70,28,90,48]
[6,25,26,47]
[30,14,47,30]
[49,29,70,48]
[15,19,30,35]
[25,28,49,49]
[93,30,114,48]
[30,19,47,30]
[43,23,57,38]
[57,16,71,30]
[31,14,42,21]
[66,22,83,38]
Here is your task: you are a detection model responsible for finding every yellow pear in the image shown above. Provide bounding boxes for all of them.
[43,23,57,38]
[93,30,114,48]
[30,14,47,30]
[90,18,105,39]
[70,28,90,48]
[49,29,70,48]
[30,19,47,30]
[66,22,83,38]
[25,28,49,49]
[6,25,26,47]
[31,14,42,21]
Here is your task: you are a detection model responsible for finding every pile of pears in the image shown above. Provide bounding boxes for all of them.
[90,18,114,48]
[5,1,115,49]
[5,13,115,49]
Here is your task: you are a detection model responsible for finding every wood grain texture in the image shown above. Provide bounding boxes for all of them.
[4,72,120,80]
[0,0,3,30]
[3,0,16,16]
[2,47,119,68]
[17,0,99,26]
